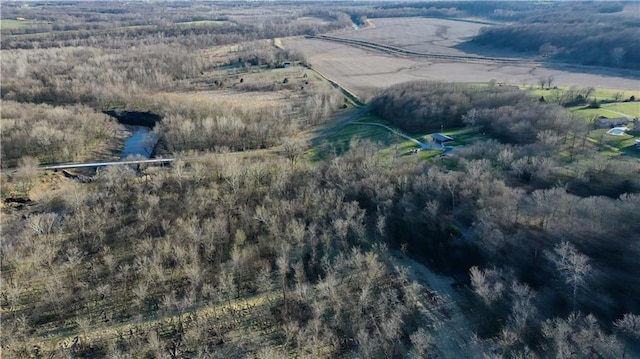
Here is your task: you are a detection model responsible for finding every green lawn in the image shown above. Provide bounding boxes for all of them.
[314,113,483,162]
[524,86,640,103]
[0,19,48,29]
[327,123,395,149]
[570,102,639,124]
[569,106,618,121]
[587,129,640,158]
[602,102,640,118]
[438,127,480,146]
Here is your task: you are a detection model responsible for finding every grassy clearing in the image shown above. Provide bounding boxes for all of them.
[120,24,155,30]
[176,20,228,26]
[314,113,483,162]
[586,129,640,158]
[1,19,28,29]
[603,133,640,157]
[327,123,394,149]
[602,102,640,118]
[0,19,50,29]
[570,103,639,122]
[524,86,640,102]
[569,106,618,121]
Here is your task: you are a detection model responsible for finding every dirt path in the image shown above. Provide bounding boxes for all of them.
[392,251,483,359]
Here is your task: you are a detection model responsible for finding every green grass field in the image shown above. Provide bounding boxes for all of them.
[524,86,640,102]
[0,19,46,29]
[324,122,396,151]
[602,102,640,118]
[586,129,640,158]
[569,106,618,121]
[176,20,228,26]
[570,101,638,124]
[313,113,483,162]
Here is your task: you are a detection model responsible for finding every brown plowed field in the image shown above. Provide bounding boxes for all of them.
[335,17,488,56]
[283,18,640,100]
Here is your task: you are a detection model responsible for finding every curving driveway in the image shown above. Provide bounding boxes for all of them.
[350,121,433,149]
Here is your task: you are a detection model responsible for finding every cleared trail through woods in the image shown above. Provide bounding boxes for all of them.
[393,251,483,359]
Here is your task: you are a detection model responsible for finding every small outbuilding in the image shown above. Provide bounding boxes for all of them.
[432,133,454,144]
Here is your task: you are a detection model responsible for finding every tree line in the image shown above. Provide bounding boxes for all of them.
[371,81,586,145]
[1,100,122,167]
[469,5,640,70]
[1,151,432,358]
[2,129,638,357]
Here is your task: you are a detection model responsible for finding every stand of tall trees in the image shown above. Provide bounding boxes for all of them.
[372,81,585,144]
[1,100,123,166]
[368,80,640,357]
[468,4,640,70]
[2,130,639,357]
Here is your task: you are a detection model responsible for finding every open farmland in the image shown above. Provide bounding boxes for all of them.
[333,17,489,56]
[283,17,640,100]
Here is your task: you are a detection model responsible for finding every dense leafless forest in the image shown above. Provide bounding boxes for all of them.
[1,1,639,358]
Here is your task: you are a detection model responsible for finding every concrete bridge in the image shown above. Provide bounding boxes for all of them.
[1,158,175,174]
[40,158,175,171]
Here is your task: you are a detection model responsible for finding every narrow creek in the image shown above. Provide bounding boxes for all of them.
[120,126,158,159]
[103,110,161,159]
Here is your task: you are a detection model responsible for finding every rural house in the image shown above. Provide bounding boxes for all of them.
[595,116,630,129]
[432,133,454,144]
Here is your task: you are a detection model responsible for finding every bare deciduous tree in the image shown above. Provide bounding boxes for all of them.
[552,241,591,311]
[470,266,506,305]
[615,313,640,358]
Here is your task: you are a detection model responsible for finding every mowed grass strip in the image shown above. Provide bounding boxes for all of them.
[0,19,50,30]
[570,103,639,122]
[525,86,640,102]
[569,106,619,120]
[602,102,640,118]
[586,129,640,159]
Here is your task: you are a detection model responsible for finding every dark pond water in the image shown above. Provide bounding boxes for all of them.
[102,110,161,159]
[120,126,158,159]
